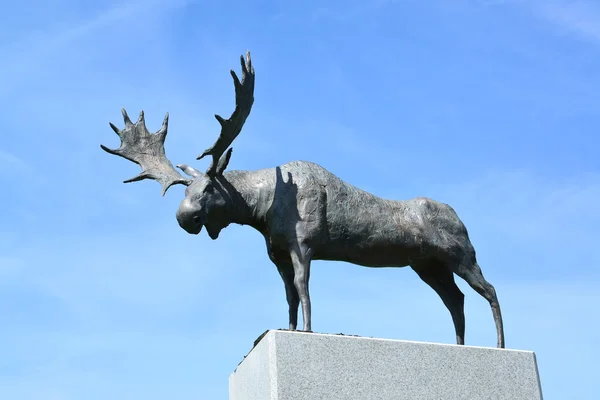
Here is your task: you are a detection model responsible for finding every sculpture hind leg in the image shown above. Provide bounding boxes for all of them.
[411,263,466,345]
[451,255,505,348]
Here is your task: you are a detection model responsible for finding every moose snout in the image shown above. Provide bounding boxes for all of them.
[176,199,203,235]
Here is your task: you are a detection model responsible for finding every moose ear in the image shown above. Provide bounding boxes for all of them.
[177,164,203,178]
[215,148,233,175]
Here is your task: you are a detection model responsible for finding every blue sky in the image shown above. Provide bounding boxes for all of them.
[1,0,599,398]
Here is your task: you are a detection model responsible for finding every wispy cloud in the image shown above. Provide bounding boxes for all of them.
[422,169,600,282]
[309,0,404,22]
[535,0,600,42]
[484,0,600,44]
[0,0,192,97]
[0,149,25,169]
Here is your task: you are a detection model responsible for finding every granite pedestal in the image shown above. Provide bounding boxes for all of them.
[229,330,543,400]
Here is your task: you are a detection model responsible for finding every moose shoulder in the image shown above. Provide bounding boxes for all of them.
[101,51,506,348]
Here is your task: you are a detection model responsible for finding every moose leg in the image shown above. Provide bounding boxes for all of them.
[411,264,466,345]
[290,247,312,332]
[453,257,505,348]
[277,263,300,330]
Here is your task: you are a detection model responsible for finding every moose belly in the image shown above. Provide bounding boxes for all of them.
[314,230,426,268]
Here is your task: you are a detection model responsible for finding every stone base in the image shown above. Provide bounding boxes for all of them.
[229,330,543,400]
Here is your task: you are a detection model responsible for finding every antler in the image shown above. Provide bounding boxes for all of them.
[101,109,192,196]
[197,51,255,176]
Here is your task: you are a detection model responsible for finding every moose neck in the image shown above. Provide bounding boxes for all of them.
[220,170,270,233]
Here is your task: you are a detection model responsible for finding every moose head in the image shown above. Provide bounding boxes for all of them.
[101,52,254,240]
[175,163,239,239]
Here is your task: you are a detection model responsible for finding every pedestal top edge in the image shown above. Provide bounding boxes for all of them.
[253,329,535,354]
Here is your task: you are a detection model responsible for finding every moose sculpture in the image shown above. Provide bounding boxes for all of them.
[101,52,505,348]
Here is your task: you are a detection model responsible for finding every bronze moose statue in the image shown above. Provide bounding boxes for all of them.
[101,51,505,348]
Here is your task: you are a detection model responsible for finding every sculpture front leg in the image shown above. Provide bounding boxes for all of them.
[290,248,312,332]
[277,265,300,330]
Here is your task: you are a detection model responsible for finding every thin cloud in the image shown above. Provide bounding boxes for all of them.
[433,169,600,241]
[536,0,600,42]
[0,0,192,96]
[420,169,600,283]
[0,149,26,168]
[484,0,600,44]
